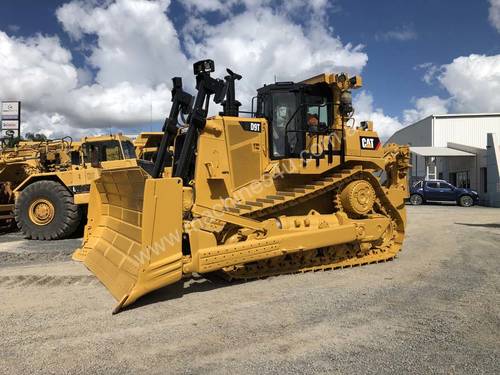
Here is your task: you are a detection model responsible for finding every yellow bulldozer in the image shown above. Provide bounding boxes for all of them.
[0,134,138,239]
[74,60,410,312]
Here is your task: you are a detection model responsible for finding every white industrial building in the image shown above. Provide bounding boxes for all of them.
[387,113,500,207]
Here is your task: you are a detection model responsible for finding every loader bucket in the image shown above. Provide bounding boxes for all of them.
[73,165,184,312]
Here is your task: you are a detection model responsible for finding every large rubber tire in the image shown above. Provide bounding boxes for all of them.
[458,195,474,207]
[409,194,423,205]
[14,180,82,240]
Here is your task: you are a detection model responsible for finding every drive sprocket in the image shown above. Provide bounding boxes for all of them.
[339,180,376,217]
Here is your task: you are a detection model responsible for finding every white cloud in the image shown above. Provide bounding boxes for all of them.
[375,25,417,42]
[353,91,403,140]
[56,0,189,86]
[184,6,367,108]
[21,110,104,139]
[3,0,498,146]
[0,28,173,136]
[402,53,500,127]
[0,0,187,137]
[0,32,78,103]
[414,62,440,85]
[180,0,240,14]
[181,0,331,16]
[0,0,369,138]
[403,96,449,124]
[489,0,500,32]
[63,82,171,127]
[438,54,500,113]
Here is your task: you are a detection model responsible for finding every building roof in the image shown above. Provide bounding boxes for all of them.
[410,146,475,157]
[387,112,500,149]
[407,113,500,123]
[432,113,500,119]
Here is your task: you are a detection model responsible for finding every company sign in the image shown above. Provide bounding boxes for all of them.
[1,129,18,138]
[1,120,19,130]
[359,136,381,150]
[1,101,20,119]
[1,101,21,137]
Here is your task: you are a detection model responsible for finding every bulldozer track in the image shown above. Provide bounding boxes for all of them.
[223,165,404,280]
[221,246,398,281]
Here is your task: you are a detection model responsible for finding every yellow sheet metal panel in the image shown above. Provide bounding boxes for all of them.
[73,193,89,205]
[80,167,147,301]
[77,169,184,312]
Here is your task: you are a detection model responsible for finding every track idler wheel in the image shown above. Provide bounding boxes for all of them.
[339,180,375,216]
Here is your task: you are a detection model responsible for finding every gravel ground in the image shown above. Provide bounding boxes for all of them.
[0,205,499,374]
[0,232,80,267]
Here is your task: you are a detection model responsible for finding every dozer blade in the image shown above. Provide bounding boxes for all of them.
[73,165,184,313]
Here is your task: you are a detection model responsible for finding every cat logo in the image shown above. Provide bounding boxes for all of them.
[360,136,380,150]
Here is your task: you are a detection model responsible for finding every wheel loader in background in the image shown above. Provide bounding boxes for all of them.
[0,134,138,239]
[74,60,410,312]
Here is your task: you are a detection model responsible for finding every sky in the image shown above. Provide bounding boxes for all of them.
[0,0,499,140]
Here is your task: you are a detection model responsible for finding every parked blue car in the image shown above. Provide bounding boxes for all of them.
[409,180,479,207]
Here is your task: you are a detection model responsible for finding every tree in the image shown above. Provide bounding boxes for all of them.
[24,132,48,141]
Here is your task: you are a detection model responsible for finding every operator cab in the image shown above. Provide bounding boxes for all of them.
[256,82,333,160]
[82,138,136,167]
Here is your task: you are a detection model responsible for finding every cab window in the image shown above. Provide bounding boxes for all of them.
[426,182,439,189]
[121,141,136,159]
[83,141,123,164]
[305,97,330,133]
[272,93,298,158]
[105,145,121,160]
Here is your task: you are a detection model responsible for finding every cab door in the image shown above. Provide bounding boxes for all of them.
[81,142,102,184]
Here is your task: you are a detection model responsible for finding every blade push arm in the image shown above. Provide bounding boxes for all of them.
[173,60,226,185]
[151,77,193,178]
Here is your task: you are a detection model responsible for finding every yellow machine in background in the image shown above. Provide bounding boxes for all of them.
[0,134,137,239]
[134,132,163,162]
[0,138,74,230]
[74,60,410,312]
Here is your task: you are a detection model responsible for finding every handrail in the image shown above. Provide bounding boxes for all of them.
[283,101,336,157]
